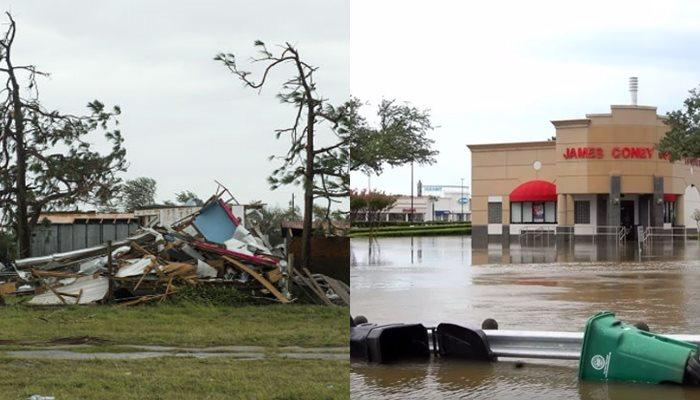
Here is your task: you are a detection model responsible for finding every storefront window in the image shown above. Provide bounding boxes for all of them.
[511,203,522,223]
[533,203,545,223]
[510,201,557,224]
[488,202,502,223]
[663,201,675,224]
[522,202,533,223]
[574,201,590,224]
[545,202,556,223]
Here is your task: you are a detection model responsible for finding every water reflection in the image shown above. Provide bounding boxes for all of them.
[350,236,700,399]
[352,359,700,399]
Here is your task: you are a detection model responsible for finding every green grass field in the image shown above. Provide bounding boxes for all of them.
[0,357,349,400]
[0,303,349,399]
[0,303,348,347]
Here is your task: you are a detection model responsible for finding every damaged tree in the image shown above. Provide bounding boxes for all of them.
[216,42,349,269]
[0,12,126,258]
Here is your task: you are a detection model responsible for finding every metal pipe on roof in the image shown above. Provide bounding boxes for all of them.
[629,76,638,105]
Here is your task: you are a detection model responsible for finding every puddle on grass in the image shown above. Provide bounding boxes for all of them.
[1,345,348,361]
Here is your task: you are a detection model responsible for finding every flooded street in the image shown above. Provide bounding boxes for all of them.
[351,235,700,399]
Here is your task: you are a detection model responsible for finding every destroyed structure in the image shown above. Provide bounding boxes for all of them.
[0,188,348,307]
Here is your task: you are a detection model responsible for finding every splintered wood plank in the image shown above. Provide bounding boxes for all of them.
[266,268,283,283]
[221,256,290,303]
[302,268,334,306]
[323,276,350,305]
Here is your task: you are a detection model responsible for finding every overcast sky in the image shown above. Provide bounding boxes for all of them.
[350,0,700,197]
[5,1,700,209]
[1,0,348,209]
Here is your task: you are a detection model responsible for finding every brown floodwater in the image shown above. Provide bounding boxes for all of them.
[350,236,700,399]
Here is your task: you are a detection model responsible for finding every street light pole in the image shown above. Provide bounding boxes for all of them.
[410,161,414,223]
[461,178,464,222]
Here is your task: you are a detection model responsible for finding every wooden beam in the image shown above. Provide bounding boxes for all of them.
[302,268,334,306]
[221,256,290,303]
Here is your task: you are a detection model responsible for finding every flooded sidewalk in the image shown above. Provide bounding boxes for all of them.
[351,235,700,399]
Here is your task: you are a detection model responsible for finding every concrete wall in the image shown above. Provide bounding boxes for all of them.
[30,222,140,257]
[469,141,557,227]
[553,106,699,196]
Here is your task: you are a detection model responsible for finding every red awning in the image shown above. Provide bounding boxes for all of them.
[664,194,678,202]
[509,180,557,202]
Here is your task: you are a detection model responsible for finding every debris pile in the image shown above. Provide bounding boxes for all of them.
[0,190,348,306]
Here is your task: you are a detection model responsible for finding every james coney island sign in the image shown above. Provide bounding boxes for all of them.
[563,146,700,166]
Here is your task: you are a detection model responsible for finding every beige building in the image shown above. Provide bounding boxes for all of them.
[468,98,700,246]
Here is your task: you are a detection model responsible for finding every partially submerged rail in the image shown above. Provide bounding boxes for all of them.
[435,329,700,360]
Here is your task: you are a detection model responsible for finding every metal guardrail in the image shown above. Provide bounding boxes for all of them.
[428,329,700,360]
[592,226,628,245]
[518,227,556,246]
[640,226,688,249]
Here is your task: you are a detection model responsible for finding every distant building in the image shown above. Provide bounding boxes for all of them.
[433,190,471,222]
[31,211,139,257]
[354,193,471,223]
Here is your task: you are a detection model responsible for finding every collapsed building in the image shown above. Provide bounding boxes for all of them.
[0,191,347,307]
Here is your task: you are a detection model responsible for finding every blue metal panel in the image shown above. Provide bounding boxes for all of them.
[193,201,237,244]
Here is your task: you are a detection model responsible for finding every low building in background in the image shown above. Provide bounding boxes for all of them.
[354,192,471,223]
[432,190,471,222]
[31,211,139,257]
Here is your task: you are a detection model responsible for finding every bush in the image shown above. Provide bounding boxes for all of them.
[350,226,471,237]
[351,221,471,228]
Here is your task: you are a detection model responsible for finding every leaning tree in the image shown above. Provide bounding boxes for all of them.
[0,12,126,257]
[349,98,438,176]
[216,41,349,268]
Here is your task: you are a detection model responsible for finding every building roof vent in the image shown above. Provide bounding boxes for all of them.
[629,76,638,106]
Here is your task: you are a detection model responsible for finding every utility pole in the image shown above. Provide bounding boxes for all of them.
[461,178,464,222]
[410,161,414,223]
[291,193,295,214]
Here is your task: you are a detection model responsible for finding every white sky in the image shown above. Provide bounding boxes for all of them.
[1,0,348,209]
[5,1,700,209]
[350,0,700,196]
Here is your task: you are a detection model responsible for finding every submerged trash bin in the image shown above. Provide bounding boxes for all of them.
[435,323,495,361]
[350,323,430,363]
[580,311,699,385]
